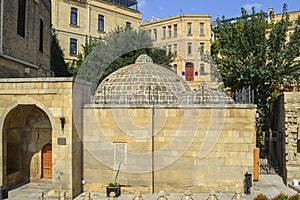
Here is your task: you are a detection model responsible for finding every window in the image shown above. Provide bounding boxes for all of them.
[200,63,205,74]
[168,45,172,53]
[113,142,127,165]
[200,23,204,35]
[187,43,192,55]
[17,0,26,37]
[168,25,172,38]
[126,21,131,30]
[39,19,43,53]
[162,26,166,39]
[98,15,104,31]
[162,45,166,50]
[174,24,177,37]
[70,7,78,25]
[70,38,77,55]
[153,29,157,41]
[199,43,205,55]
[173,44,177,55]
[187,22,192,35]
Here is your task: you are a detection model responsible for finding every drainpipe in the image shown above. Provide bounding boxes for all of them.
[87,4,91,43]
[151,100,155,194]
[0,0,4,54]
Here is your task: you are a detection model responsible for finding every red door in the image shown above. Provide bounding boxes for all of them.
[185,62,194,81]
[42,143,52,178]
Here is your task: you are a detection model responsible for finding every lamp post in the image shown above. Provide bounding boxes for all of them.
[59,112,66,132]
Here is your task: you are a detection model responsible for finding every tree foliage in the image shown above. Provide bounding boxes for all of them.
[75,27,173,92]
[50,30,70,77]
[100,48,172,82]
[212,4,300,130]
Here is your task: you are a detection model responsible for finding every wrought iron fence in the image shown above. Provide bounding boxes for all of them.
[234,85,254,104]
[93,84,234,105]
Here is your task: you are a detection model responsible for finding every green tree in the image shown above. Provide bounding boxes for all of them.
[100,48,172,82]
[75,27,173,92]
[50,30,70,77]
[69,36,99,76]
[212,4,300,131]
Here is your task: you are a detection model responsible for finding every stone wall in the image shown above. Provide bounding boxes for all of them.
[1,0,52,77]
[279,92,300,184]
[273,94,287,182]
[0,78,91,198]
[83,104,256,193]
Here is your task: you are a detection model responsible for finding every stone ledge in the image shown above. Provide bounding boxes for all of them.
[84,103,257,109]
[0,77,74,83]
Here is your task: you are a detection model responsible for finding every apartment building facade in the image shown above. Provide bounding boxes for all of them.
[140,14,215,90]
[51,0,141,64]
[0,0,52,78]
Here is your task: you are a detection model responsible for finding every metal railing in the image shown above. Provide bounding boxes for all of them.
[93,84,234,105]
[235,85,254,104]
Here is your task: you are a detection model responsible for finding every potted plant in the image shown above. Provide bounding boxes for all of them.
[106,163,121,197]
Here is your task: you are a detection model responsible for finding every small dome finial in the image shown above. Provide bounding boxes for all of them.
[135,54,153,64]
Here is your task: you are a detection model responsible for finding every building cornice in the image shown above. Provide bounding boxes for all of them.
[90,0,140,14]
[0,53,52,74]
[141,14,211,27]
[88,0,141,20]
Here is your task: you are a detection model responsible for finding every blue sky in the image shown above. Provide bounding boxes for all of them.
[138,0,300,21]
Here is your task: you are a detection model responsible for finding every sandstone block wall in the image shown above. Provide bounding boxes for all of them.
[278,92,300,184]
[0,78,91,198]
[83,104,256,193]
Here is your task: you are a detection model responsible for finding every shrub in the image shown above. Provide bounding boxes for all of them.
[271,192,289,200]
[289,194,300,200]
[254,193,269,200]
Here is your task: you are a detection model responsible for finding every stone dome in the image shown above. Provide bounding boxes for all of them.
[95,54,191,104]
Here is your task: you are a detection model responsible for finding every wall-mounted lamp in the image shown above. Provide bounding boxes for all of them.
[256,112,260,119]
[59,112,66,130]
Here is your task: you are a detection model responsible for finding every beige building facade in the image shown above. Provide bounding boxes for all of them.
[0,0,53,78]
[267,8,300,63]
[51,0,141,63]
[140,15,215,90]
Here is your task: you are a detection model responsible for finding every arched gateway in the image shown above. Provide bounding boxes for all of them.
[3,105,52,188]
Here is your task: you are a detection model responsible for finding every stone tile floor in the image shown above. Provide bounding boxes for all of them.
[75,174,297,200]
[6,174,298,199]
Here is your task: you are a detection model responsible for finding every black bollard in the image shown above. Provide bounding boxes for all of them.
[0,186,2,200]
[244,172,252,194]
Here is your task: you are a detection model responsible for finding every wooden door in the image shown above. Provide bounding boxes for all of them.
[185,62,194,81]
[42,143,52,178]
[253,148,259,181]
